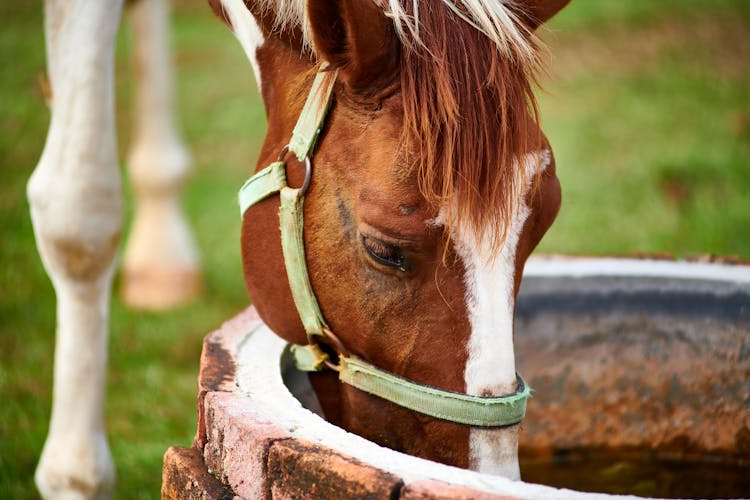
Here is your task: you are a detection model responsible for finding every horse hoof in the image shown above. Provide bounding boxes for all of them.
[120,267,203,310]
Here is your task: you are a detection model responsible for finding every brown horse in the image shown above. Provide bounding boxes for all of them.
[210,0,567,478]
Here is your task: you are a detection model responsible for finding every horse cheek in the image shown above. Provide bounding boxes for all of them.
[241,200,309,346]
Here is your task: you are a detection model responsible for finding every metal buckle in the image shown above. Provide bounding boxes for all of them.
[278,144,312,196]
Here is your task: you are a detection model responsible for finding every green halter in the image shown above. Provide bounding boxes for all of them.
[238,68,531,427]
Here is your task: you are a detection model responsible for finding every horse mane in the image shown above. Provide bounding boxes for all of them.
[258,0,543,248]
[390,1,543,249]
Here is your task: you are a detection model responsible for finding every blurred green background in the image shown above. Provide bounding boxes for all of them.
[1,0,748,497]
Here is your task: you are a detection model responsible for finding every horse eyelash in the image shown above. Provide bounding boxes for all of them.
[365,238,397,259]
[361,235,411,272]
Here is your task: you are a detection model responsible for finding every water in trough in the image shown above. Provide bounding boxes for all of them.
[521,452,750,498]
[514,259,750,498]
[279,259,750,498]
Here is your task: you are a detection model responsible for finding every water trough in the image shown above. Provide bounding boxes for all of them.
[162,256,750,499]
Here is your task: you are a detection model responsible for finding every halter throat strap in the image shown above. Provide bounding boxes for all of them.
[238,68,531,428]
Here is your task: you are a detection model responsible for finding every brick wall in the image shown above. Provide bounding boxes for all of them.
[162,308,518,499]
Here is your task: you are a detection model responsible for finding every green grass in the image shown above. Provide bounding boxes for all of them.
[1,1,748,497]
[537,1,750,256]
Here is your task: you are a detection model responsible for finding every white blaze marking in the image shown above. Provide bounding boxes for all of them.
[453,151,550,479]
[220,0,265,89]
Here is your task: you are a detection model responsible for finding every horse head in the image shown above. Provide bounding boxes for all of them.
[210,0,566,478]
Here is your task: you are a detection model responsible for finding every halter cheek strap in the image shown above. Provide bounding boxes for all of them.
[238,68,532,427]
[239,69,339,371]
[239,69,338,341]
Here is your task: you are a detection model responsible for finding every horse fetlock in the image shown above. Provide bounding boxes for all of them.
[36,230,122,283]
[36,434,115,500]
[127,136,191,194]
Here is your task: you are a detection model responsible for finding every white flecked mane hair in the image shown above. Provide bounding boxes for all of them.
[253,0,539,65]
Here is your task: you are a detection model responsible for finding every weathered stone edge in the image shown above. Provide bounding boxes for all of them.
[161,446,234,500]
[164,306,520,499]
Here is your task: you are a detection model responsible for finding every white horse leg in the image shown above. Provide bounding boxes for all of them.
[28,0,123,497]
[122,0,201,310]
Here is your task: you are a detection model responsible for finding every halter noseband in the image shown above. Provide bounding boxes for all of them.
[238,68,531,427]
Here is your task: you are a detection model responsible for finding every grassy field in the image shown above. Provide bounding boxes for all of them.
[1,1,748,497]
[537,0,750,256]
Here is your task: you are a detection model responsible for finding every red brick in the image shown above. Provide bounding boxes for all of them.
[161,446,234,500]
[194,307,262,448]
[400,480,523,499]
[202,391,290,499]
[268,438,404,499]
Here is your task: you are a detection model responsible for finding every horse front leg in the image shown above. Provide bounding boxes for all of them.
[28,0,124,497]
[122,0,201,310]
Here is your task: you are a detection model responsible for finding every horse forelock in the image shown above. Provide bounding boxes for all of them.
[394,1,544,252]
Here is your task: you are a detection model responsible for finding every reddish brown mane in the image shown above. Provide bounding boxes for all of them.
[398,2,542,248]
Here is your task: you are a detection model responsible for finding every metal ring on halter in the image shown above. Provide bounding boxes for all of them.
[323,358,341,372]
[321,327,350,358]
[278,144,313,196]
[320,328,349,371]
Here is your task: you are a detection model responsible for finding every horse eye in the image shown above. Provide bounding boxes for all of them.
[361,235,411,272]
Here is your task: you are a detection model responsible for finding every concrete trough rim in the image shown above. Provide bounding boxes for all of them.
[524,255,750,283]
[187,256,750,499]
[235,322,634,500]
